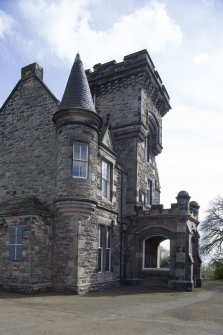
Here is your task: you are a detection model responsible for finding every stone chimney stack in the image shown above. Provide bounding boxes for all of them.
[21,63,43,81]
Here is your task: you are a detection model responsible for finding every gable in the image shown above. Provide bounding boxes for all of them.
[0,75,59,208]
[100,126,116,153]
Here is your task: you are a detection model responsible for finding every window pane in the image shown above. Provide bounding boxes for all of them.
[80,143,88,160]
[107,228,111,248]
[102,161,107,179]
[98,249,102,272]
[102,179,107,198]
[73,161,80,176]
[73,143,81,159]
[106,249,110,271]
[9,227,22,261]
[99,225,104,247]
[106,181,110,199]
[101,161,111,199]
[107,163,110,181]
[79,161,87,178]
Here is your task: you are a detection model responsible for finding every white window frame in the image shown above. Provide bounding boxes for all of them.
[97,225,103,272]
[139,189,146,205]
[9,227,22,261]
[101,160,111,200]
[105,227,112,272]
[73,142,88,179]
[146,179,153,206]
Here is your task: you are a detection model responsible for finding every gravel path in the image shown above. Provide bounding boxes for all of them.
[0,282,222,335]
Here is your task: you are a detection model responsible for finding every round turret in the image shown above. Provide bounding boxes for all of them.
[53,53,102,213]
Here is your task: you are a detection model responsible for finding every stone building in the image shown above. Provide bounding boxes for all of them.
[0,50,201,293]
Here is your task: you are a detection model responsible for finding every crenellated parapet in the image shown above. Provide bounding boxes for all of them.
[135,191,200,224]
[86,49,171,117]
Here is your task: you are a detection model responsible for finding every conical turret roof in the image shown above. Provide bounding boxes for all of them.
[59,53,96,113]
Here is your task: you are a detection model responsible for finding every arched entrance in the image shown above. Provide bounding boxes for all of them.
[139,227,174,287]
[143,236,170,269]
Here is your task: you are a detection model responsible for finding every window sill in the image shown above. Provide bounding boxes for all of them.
[72,176,88,180]
[142,268,169,272]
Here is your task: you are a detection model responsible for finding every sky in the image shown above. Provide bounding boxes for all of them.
[0,0,223,220]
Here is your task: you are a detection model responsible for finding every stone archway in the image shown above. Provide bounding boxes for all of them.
[139,227,174,287]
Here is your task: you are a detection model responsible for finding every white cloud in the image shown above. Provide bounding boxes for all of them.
[17,0,183,66]
[201,0,215,7]
[194,52,209,64]
[0,9,14,38]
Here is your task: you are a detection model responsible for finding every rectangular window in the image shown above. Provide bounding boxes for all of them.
[9,227,22,261]
[139,190,146,205]
[97,225,112,273]
[101,160,111,200]
[73,142,88,178]
[97,225,103,272]
[105,227,112,272]
[147,179,153,206]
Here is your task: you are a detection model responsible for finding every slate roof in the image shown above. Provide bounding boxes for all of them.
[59,53,96,113]
[0,196,50,216]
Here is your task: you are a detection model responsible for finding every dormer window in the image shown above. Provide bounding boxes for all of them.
[73,142,88,178]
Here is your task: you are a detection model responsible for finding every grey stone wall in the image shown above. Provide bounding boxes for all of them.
[55,124,99,202]
[77,208,120,294]
[52,214,78,292]
[0,214,52,293]
[95,82,142,128]
[0,76,58,210]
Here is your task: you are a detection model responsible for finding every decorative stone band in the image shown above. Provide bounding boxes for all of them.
[52,108,103,132]
[112,122,147,141]
[55,199,97,219]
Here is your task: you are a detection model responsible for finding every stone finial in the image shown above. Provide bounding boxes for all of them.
[190,201,200,219]
[176,190,191,211]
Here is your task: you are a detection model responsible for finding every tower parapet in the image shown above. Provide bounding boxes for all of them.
[87,49,171,118]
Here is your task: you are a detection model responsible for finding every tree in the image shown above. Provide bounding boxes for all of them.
[200,196,223,259]
[212,259,223,279]
[159,245,170,268]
